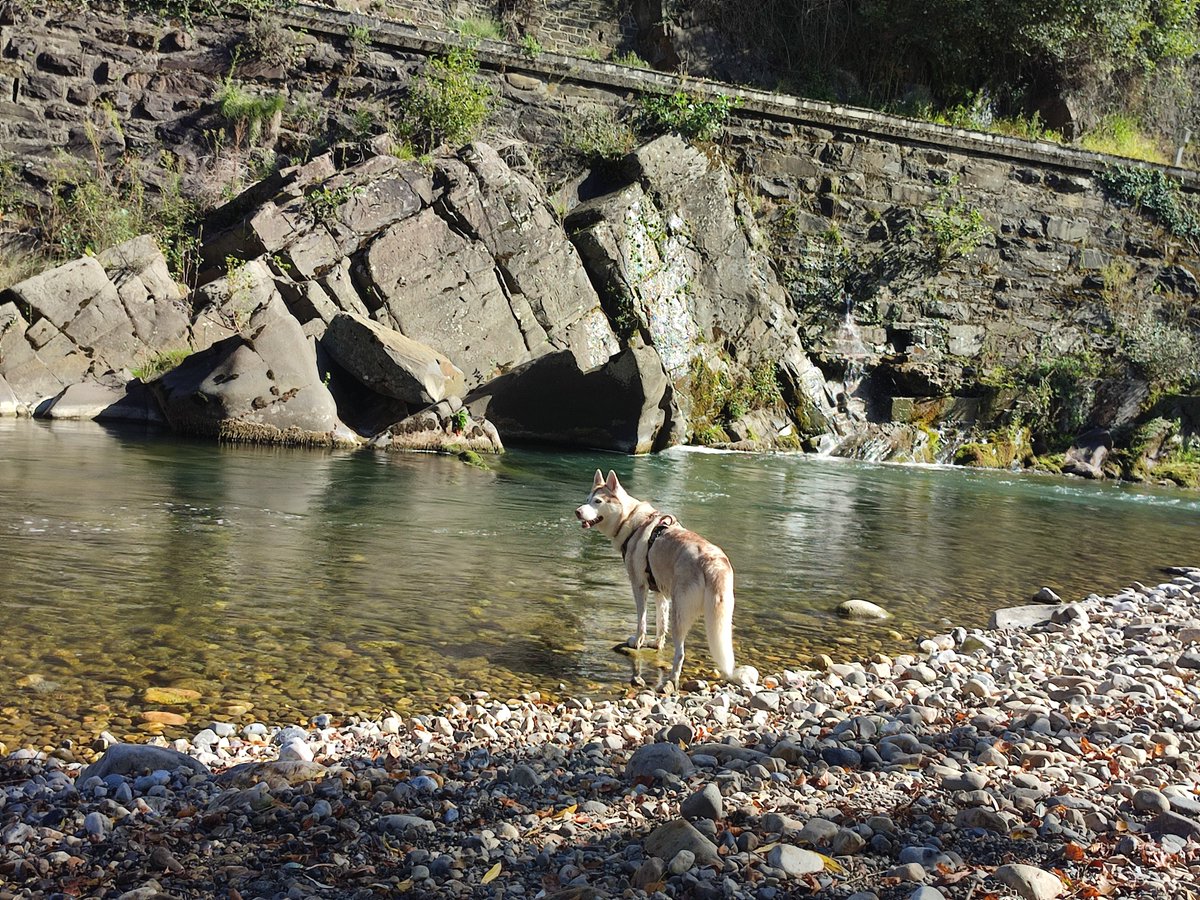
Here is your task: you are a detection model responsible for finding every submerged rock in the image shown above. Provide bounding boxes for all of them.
[836,598,891,620]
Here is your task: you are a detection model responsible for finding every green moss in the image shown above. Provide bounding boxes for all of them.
[1153,460,1200,488]
[953,428,1032,469]
[457,450,488,468]
[1032,453,1065,474]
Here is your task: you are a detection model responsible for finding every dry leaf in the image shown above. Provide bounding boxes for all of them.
[816,852,846,874]
[481,862,502,884]
[1064,843,1087,862]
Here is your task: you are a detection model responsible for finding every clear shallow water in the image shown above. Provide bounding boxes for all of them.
[1,418,1197,749]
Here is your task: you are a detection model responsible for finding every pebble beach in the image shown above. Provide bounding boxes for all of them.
[3,568,1200,900]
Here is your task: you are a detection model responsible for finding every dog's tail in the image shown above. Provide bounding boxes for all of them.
[707,570,736,681]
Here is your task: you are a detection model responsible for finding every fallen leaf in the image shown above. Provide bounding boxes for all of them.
[481,862,502,884]
[1064,842,1087,862]
[815,852,846,874]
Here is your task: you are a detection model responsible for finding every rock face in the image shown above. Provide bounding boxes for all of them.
[566,135,827,448]
[0,238,190,413]
[151,298,355,446]
[467,343,677,453]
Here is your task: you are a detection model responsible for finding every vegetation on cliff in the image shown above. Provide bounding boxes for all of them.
[704,0,1199,163]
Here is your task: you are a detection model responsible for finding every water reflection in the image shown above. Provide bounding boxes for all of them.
[0,419,1197,749]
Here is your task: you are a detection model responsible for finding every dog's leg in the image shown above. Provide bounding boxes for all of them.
[652,592,669,650]
[667,587,704,687]
[628,583,649,649]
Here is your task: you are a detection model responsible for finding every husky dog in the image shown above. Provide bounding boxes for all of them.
[575,470,756,688]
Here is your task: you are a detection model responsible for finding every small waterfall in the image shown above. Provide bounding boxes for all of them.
[815,296,873,457]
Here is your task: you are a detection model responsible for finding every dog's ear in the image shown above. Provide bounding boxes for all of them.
[593,469,604,488]
[606,470,620,491]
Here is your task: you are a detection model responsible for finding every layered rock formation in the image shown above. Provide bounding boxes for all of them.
[0,136,836,455]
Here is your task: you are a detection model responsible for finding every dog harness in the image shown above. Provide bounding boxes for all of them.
[621,514,676,593]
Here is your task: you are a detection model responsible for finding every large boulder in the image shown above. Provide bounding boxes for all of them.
[354,206,532,387]
[97,235,190,353]
[322,312,466,405]
[437,143,618,370]
[467,342,678,453]
[0,236,192,413]
[0,301,75,410]
[35,378,164,423]
[565,135,830,444]
[0,375,17,415]
[151,297,356,445]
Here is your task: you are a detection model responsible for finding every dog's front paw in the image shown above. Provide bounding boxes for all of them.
[627,634,645,650]
[652,634,666,651]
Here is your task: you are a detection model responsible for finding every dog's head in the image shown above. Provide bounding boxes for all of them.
[576,469,628,536]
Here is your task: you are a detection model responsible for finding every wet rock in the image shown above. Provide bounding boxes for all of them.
[837,598,891,620]
[370,398,503,454]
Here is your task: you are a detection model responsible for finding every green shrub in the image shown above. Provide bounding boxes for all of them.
[400,48,492,152]
[520,34,543,58]
[450,16,503,40]
[687,355,782,444]
[612,50,649,69]
[915,179,990,265]
[984,352,1103,447]
[564,107,636,163]
[637,90,732,141]
[215,78,286,147]
[304,184,364,226]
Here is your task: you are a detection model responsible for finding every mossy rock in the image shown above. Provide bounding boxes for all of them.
[1152,460,1200,488]
[954,430,1032,469]
[1032,453,1065,474]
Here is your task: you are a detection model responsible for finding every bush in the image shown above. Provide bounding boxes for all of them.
[400,48,492,152]
[450,17,504,40]
[564,107,636,163]
[215,78,286,147]
[637,91,732,141]
[916,179,990,266]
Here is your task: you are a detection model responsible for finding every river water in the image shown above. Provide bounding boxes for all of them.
[1,418,1197,749]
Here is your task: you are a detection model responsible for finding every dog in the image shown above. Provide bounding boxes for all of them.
[575,470,756,688]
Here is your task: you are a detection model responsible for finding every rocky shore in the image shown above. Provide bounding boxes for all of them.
[4,568,1200,899]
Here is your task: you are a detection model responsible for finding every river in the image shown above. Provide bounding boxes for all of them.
[1,418,1197,749]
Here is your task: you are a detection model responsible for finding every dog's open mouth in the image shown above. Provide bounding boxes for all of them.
[581,515,603,529]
